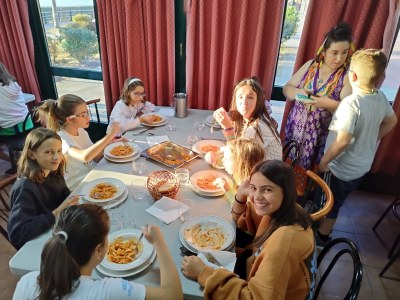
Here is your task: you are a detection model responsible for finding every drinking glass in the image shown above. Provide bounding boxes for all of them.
[131,179,147,202]
[178,199,193,222]
[175,168,189,186]
[132,158,147,175]
[166,120,177,131]
[194,119,205,131]
[187,133,199,146]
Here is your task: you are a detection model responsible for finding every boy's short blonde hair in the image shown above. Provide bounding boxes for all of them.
[350,49,387,85]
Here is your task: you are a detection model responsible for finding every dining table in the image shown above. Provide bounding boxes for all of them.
[9,108,235,300]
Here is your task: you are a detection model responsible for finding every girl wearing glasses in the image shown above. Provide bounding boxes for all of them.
[107,76,155,134]
[36,94,121,190]
[213,77,282,160]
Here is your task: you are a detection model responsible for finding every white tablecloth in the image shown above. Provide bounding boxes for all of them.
[9,108,232,300]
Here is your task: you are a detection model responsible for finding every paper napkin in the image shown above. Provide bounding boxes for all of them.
[145,196,189,224]
[158,108,175,117]
[146,135,170,147]
[198,250,237,272]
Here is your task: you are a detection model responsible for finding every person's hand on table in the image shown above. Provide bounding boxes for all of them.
[213,107,233,129]
[181,255,206,281]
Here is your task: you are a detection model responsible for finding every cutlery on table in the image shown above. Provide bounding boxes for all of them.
[204,252,223,267]
[131,128,153,135]
[200,137,226,142]
[180,246,196,256]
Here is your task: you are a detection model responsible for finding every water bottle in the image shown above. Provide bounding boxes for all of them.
[174,93,187,118]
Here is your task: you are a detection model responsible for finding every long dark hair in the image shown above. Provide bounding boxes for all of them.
[316,22,354,65]
[37,204,109,300]
[229,77,279,142]
[17,128,66,183]
[252,160,312,248]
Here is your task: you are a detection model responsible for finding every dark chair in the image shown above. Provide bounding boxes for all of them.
[373,197,400,277]
[282,139,299,168]
[85,98,109,143]
[0,174,17,247]
[314,238,363,300]
[6,102,44,174]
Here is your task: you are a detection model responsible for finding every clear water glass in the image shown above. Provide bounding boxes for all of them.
[132,158,147,175]
[131,179,147,201]
[175,168,189,186]
[187,133,199,146]
[194,119,205,131]
[166,120,177,131]
[178,199,193,222]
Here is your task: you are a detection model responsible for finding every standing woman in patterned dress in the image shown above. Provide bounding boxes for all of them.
[282,23,355,195]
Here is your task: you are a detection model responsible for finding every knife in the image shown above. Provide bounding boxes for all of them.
[204,252,223,267]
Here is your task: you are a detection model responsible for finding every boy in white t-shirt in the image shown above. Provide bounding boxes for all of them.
[316,49,398,246]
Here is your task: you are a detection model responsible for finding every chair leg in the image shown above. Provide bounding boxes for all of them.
[373,198,398,230]
[379,246,400,277]
[388,233,400,258]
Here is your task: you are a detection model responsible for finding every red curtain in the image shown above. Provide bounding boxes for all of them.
[0,0,41,103]
[280,0,391,140]
[185,0,285,110]
[97,0,175,114]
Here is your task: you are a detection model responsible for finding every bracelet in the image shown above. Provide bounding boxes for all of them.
[224,127,234,132]
[235,194,247,204]
[231,207,246,215]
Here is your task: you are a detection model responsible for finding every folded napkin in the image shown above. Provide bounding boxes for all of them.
[157,108,175,117]
[146,135,170,147]
[145,196,189,224]
[198,250,237,272]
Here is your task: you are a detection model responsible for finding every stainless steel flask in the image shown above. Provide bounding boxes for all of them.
[174,93,187,118]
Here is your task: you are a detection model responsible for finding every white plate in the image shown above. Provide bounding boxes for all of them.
[104,142,140,159]
[104,151,141,163]
[190,170,232,194]
[101,229,154,271]
[79,187,128,209]
[179,215,235,253]
[82,178,126,203]
[96,250,156,278]
[205,115,222,128]
[193,140,225,156]
[140,113,167,126]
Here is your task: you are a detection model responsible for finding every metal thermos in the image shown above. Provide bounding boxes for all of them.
[174,93,187,118]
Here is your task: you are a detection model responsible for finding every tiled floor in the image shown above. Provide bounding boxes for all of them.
[1,102,399,298]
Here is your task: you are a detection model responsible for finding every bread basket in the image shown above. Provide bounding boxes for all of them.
[147,170,179,200]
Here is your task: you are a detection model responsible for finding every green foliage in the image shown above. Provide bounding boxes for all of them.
[47,35,63,64]
[281,6,300,44]
[60,27,98,62]
[71,14,92,28]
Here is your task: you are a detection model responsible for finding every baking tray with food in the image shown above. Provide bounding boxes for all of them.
[143,141,199,169]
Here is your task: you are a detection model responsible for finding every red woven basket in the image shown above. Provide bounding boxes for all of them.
[146,170,179,200]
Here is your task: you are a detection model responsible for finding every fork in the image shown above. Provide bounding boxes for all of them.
[204,252,223,267]
[210,119,216,134]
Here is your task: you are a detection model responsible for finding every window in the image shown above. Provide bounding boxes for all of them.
[274,0,310,88]
[38,0,101,71]
[381,33,400,103]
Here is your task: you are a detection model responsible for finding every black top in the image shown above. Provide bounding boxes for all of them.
[8,174,70,249]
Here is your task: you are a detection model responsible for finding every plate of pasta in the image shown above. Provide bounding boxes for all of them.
[179,215,235,253]
[140,113,167,126]
[104,142,140,159]
[192,140,225,156]
[82,178,126,203]
[101,229,154,271]
[189,170,232,195]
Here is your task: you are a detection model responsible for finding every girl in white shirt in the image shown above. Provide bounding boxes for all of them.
[107,77,155,134]
[36,94,121,189]
[13,204,183,300]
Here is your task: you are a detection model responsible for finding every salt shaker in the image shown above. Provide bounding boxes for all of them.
[174,93,187,118]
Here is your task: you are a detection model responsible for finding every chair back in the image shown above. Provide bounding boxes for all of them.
[85,99,109,143]
[314,238,363,300]
[282,139,299,168]
[306,171,334,221]
[0,174,17,247]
